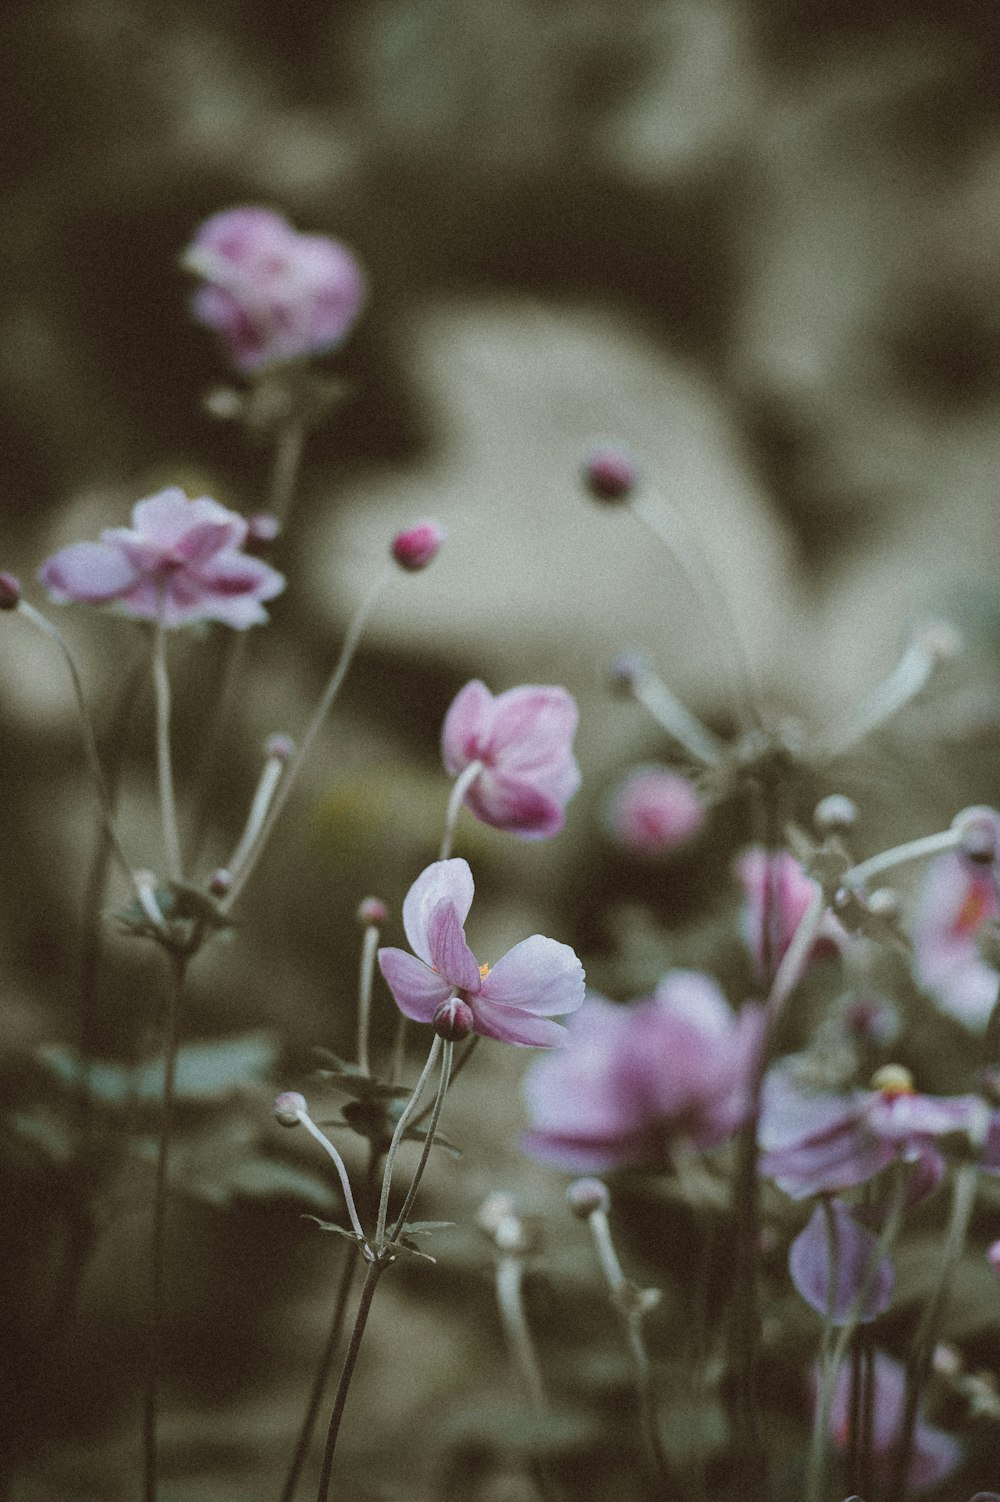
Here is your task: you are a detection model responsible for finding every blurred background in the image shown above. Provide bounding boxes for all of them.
[3,1,1000,1498]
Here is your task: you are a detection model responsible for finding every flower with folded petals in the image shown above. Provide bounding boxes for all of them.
[441,681,580,839]
[737,847,846,982]
[521,971,765,1171]
[182,206,365,373]
[39,488,285,629]
[377,859,584,1047]
[604,765,706,855]
[912,850,1000,1029]
[824,1349,962,1493]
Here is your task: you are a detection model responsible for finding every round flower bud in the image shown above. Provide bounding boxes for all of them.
[433,996,476,1041]
[813,793,858,834]
[357,895,388,926]
[931,1343,964,1377]
[273,1091,307,1127]
[565,1177,609,1218]
[0,572,22,611]
[477,1192,519,1236]
[246,512,281,544]
[264,732,295,762]
[607,650,648,696]
[392,520,445,571]
[583,444,638,503]
[952,805,1000,864]
[604,765,706,855]
[208,868,232,897]
[866,887,901,921]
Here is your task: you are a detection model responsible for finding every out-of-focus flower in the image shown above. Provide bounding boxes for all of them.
[912,851,1000,1029]
[183,207,365,372]
[441,681,580,839]
[988,1239,1000,1279]
[789,1198,894,1323]
[604,765,706,855]
[391,520,445,571]
[521,971,765,1171]
[737,848,846,982]
[377,859,584,1047]
[825,1349,963,1493]
[759,1062,999,1200]
[39,489,285,629]
[582,443,639,502]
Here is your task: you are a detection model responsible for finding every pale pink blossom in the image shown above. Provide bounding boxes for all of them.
[604,765,705,854]
[377,859,584,1047]
[737,848,845,982]
[39,488,284,628]
[522,972,765,1171]
[824,1349,962,1493]
[183,207,365,372]
[912,851,1000,1028]
[441,681,580,839]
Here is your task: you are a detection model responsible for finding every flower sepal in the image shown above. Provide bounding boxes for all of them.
[114,879,231,954]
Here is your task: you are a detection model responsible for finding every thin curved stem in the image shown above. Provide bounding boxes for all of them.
[376,1035,441,1247]
[439,760,484,860]
[295,1110,368,1247]
[355,925,380,1078]
[388,1040,452,1243]
[152,617,182,882]
[314,1258,385,1502]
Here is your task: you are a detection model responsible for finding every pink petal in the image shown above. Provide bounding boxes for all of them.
[465,774,564,838]
[480,936,584,1016]
[130,488,202,546]
[192,552,285,601]
[38,541,138,603]
[174,520,246,565]
[441,680,493,773]
[485,685,578,767]
[377,947,452,1022]
[789,1199,894,1324]
[402,859,474,965]
[426,897,482,992]
[472,999,569,1047]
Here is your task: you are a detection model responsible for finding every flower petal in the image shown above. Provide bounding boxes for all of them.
[480,936,584,1016]
[426,897,481,992]
[472,999,569,1047]
[377,947,452,1022]
[38,541,139,603]
[789,1199,894,1324]
[402,859,474,964]
[441,679,493,774]
[465,774,566,839]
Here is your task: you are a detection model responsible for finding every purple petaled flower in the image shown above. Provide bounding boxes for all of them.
[759,1062,1000,1201]
[737,848,846,982]
[441,681,581,839]
[789,1198,894,1324]
[522,972,766,1171]
[377,859,584,1047]
[604,765,706,855]
[39,489,285,629]
[183,207,366,373]
[824,1349,963,1493]
[912,851,1000,1029]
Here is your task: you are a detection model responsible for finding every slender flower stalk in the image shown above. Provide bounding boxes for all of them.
[227,736,294,880]
[388,1040,453,1242]
[315,1259,386,1502]
[292,1107,369,1249]
[844,827,963,891]
[814,624,959,763]
[375,1035,442,1248]
[271,419,307,524]
[629,665,724,767]
[355,924,381,1079]
[221,567,393,911]
[439,758,485,860]
[152,615,182,882]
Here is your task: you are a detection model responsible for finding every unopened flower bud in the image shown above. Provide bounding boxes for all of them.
[583,444,638,503]
[392,520,445,571]
[356,895,388,926]
[866,887,901,920]
[952,805,1000,864]
[604,765,706,855]
[477,1192,519,1237]
[208,868,232,897]
[264,732,295,762]
[566,1177,609,1218]
[204,386,245,421]
[433,996,475,1041]
[932,1343,964,1377]
[247,513,281,544]
[813,794,858,834]
[607,650,648,695]
[274,1090,307,1127]
[0,572,22,610]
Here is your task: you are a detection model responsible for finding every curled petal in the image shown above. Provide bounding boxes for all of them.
[472,999,569,1048]
[377,947,453,1022]
[426,897,482,992]
[465,775,566,839]
[441,680,494,773]
[480,936,584,1017]
[402,859,474,964]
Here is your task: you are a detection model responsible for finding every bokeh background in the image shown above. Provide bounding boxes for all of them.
[4,1,1000,1498]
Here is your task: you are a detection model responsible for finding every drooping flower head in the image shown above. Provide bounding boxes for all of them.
[377,859,584,1047]
[522,971,765,1171]
[183,207,366,373]
[737,847,846,982]
[604,765,706,855]
[441,681,580,839]
[912,850,1000,1029]
[823,1349,963,1493]
[39,488,285,629]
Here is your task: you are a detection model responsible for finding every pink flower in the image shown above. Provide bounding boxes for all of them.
[824,1349,962,1493]
[391,520,445,571]
[522,972,765,1171]
[604,765,705,854]
[789,1198,894,1324]
[377,859,584,1047]
[441,681,580,839]
[912,851,1000,1029]
[737,848,845,982]
[39,488,285,628]
[183,207,366,373]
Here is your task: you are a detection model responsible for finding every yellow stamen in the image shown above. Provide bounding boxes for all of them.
[871,1064,916,1098]
[479,962,491,979]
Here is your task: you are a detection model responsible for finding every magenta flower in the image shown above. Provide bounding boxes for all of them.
[912,851,1000,1029]
[39,488,285,629]
[377,859,584,1046]
[824,1349,962,1492]
[737,848,846,982]
[183,207,365,373]
[604,765,706,855]
[441,681,581,839]
[789,1198,894,1324]
[522,972,766,1171]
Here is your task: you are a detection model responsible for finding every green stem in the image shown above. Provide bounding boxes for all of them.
[388,1040,452,1243]
[355,925,380,1078]
[439,760,484,861]
[152,617,182,882]
[375,1036,441,1248]
[314,1259,386,1502]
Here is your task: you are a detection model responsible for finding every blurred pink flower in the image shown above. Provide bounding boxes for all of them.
[912,851,1000,1029]
[441,680,580,839]
[604,765,706,855]
[522,971,765,1171]
[825,1349,962,1493]
[737,848,845,982]
[39,488,285,629]
[789,1198,894,1324]
[183,206,365,372]
[377,858,584,1047]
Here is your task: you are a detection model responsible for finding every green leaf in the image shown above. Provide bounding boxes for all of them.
[35,1032,279,1107]
[397,1220,455,1236]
